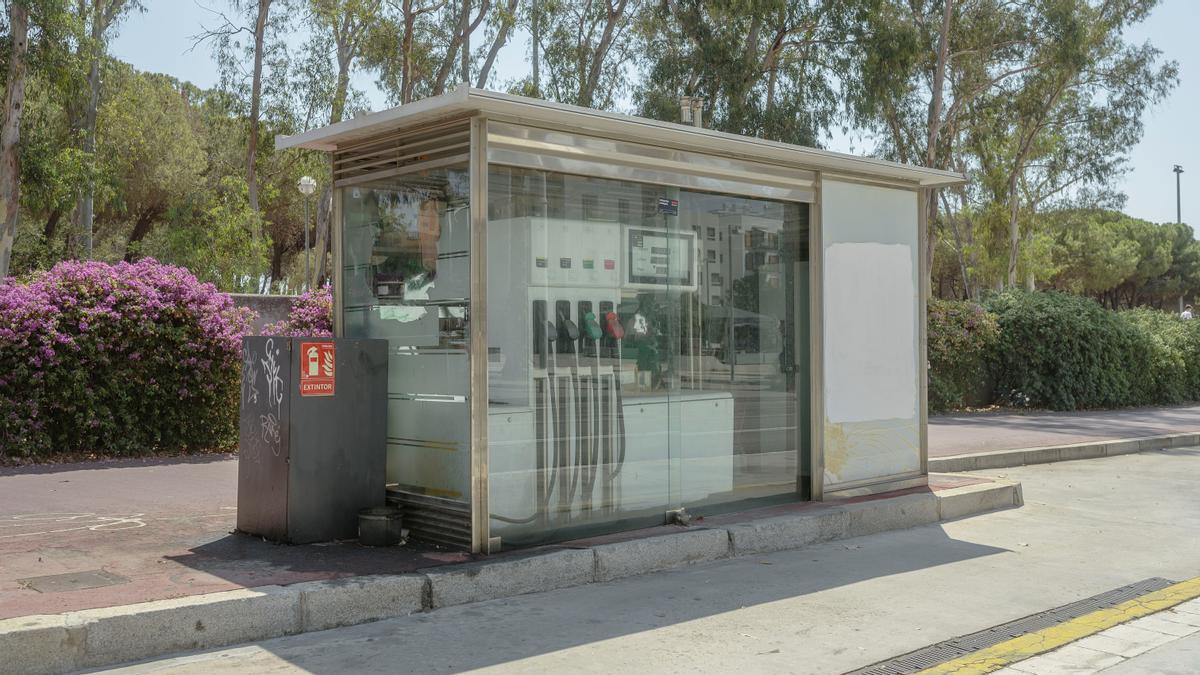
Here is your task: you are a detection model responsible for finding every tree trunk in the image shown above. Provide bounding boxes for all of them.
[1007,173,1020,287]
[77,0,107,258]
[921,0,953,293]
[531,0,540,95]
[44,208,63,242]
[0,1,30,280]
[311,186,332,288]
[246,0,271,223]
[580,0,626,108]
[475,0,519,88]
[123,207,159,261]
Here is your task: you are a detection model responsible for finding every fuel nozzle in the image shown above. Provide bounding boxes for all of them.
[582,311,602,341]
[604,311,625,340]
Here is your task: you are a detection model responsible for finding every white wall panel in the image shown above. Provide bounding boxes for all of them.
[821,180,921,487]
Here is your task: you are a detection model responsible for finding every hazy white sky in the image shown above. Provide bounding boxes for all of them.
[110,0,1197,225]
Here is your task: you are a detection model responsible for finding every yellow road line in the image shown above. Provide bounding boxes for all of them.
[919,575,1200,675]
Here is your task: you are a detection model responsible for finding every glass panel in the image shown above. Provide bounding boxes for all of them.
[340,166,472,500]
[486,164,809,547]
[673,194,810,510]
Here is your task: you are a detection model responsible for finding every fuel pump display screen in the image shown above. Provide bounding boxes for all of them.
[625,227,697,291]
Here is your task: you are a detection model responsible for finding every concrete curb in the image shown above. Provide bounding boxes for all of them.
[928,432,1200,473]
[3,480,1020,674]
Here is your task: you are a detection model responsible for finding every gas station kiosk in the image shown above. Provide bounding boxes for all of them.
[275,87,965,553]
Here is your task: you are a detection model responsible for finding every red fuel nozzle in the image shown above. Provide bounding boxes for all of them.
[604,311,625,340]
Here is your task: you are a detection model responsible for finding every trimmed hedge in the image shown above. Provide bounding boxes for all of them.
[930,290,1200,411]
[927,298,999,411]
[0,259,253,457]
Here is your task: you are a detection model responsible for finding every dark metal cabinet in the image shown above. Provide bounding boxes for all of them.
[237,336,388,544]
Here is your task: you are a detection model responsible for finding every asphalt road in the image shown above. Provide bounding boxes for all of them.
[102,448,1200,674]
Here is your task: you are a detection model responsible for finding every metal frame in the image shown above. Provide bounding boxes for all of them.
[811,178,930,500]
[918,189,930,476]
[486,121,815,203]
[278,87,965,189]
[469,116,491,553]
[824,473,928,499]
[808,174,825,501]
[332,153,344,337]
[308,92,960,550]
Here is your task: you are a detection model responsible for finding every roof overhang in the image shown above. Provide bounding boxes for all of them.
[276,86,967,188]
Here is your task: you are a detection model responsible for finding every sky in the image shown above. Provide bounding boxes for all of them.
[110,0,1198,226]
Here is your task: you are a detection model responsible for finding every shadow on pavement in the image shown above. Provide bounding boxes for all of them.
[161,523,1009,674]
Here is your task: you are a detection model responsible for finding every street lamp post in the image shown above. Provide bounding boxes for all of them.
[297,176,317,291]
[1174,165,1184,224]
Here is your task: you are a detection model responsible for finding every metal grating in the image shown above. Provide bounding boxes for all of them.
[388,489,472,550]
[847,577,1176,674]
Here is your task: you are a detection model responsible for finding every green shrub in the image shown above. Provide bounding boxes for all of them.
[983,290,1148,410]
[1121,308,1200,403]
[927,299,999,411]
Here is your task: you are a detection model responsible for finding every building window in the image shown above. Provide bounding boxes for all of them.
[707,249,717,262]
[710,272,723,286]
[707,227,716,241]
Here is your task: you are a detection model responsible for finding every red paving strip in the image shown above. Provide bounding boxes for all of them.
[0,457,477,620]
[0,456,990,620]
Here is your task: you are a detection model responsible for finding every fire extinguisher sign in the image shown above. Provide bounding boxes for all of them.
[299,342,336,397]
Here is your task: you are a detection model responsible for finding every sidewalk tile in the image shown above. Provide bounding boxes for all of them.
[1170,598,1200,616]
[1073,623,1177,658]
[1159,609,1200,628]
[1127,613,1200,638]
[1006,642,1123,674]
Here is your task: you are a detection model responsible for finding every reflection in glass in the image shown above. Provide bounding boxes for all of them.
[486,166,809,546]
[340,166,472,500]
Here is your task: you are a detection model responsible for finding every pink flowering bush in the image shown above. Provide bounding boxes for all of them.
[264,285,333,337]
[0,259,253,457]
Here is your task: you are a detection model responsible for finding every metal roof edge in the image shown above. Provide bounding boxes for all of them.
[275,85,967,188]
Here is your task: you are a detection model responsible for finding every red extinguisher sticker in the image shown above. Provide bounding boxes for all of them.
[299,342,335,397]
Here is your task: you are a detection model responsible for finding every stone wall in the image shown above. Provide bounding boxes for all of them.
[228,293,298,333]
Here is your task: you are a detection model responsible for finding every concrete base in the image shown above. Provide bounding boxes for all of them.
[1,479,1020,674]
[928,433,1200,473]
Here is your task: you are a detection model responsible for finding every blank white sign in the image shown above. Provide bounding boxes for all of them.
[824,241,917,423]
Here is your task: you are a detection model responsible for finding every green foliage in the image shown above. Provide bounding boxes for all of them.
[926,298,998,411]
[140,177,270,292]
[985,289,1150,410]
[1121,308,1200,405]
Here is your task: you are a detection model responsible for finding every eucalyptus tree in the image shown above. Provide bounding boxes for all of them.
[0,0,77,280]
[72,0,141,258]
[535,0,638,109]
[634,0,849,145]
[986,0,1175,287]
[94,65,207,260]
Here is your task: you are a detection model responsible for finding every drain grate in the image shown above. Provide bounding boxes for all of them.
[847,577,1175,674]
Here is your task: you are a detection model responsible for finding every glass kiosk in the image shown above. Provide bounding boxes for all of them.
[277,87,965,551]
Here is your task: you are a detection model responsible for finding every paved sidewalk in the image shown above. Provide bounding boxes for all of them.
[929,404,1200,457]
[0,454,991,622]
[0,456,471,620]
[99,449,1200,674]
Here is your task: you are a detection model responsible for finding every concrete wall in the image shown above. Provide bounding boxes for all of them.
[229,294,298,333]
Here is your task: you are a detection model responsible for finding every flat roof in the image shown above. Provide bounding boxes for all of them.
[276,86,967,188]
